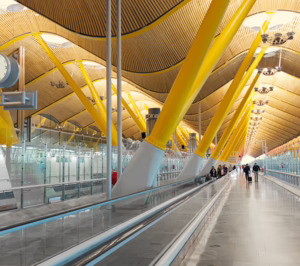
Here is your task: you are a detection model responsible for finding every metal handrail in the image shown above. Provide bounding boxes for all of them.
[37,180,214,266]
[0,178,106,193]
[151,175,231,265]
[266,169,300,178]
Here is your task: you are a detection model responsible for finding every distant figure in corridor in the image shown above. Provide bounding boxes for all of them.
[243,164,250,180]
[229,164,233,172]
[210,166,217,178]
[252,163,260,182]
[223,164,228,176]
[217,165,222,178]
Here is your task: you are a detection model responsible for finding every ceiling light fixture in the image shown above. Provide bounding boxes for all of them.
[255,86,274,94]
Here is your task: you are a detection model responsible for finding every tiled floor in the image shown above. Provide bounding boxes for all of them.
[187,173,300,266]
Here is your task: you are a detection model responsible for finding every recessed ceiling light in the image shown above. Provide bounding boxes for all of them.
[41,34,73,48]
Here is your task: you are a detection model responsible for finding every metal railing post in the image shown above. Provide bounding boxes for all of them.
[106,0,112,200]
[43,143,47,203]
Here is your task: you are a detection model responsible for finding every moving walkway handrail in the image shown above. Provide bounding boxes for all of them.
[0,176,197,235]
[37,179,213,266]
[150,173,232,265]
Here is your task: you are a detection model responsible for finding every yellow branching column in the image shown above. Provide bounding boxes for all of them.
[112,85,146,133]
[79,61,118,145]
[148,0,256,150]
[220,106,252,161]
[34,34,118,146]
[212,72,261,160]
[192,49,266,178]
[127,92,147,131]
[175,128,188,150]
[0,89,19,146]
[113,0,254,198]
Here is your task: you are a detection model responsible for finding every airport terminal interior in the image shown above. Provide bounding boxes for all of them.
[0,0,300,265]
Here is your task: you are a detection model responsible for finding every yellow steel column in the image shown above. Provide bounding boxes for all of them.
[32,117,47,134]
[112,85,146,132]
[127,92,147,131]
[176,128,188,149]
[67,127,81,143]
[196,49,266,157]
[0,89,19,146]
[34,34,118,146]
[146,0,235,150]
[220,107,251,161]
[225,107,251,161]
[79,61,118,145]
[178,126,190,143]
[224,129,248,161]
[212,71,261,159]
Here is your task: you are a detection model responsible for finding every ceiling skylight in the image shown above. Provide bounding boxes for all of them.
[243,11,297,31]
[41,34,73,48]
[0,0,27,13]
[83,61,105,70]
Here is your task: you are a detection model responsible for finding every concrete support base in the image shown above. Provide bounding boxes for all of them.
[176,154,204,181]
[112,141,165,198]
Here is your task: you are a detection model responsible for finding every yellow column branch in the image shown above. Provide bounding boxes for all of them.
[146,0,234,150]
[196,44,267,157]
[127,92,147,131]
[34,34,118,146]
[112,85,146,132]
[79,61,118,145]
[212,71,261,159]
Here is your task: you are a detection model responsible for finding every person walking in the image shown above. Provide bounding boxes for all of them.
[210,166,217,178]
[217,165,222,179]
[223,164,228,176]
[243,164,250,180]
[252,163,260,182]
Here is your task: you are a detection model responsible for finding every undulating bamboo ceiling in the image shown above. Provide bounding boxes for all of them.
[0,0,299,157]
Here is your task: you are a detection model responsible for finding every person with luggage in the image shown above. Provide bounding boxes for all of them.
[217,165,222,178]
[252,163,260,182]
[210,166,217,178]
[243,164,251,181]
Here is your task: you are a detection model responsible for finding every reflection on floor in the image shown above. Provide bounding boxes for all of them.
[185,173,300,266]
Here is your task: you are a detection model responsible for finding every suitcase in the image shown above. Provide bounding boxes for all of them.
[248,176,252,182]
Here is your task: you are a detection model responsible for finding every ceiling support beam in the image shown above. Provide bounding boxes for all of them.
[67,127,81,143]
[146,0,233,150]
[112,85,146,132]
[0,89,19,146]
[32,117,47,134]
[196,44,267,158]
[212,71,261,159]
[34,33,118,146]
[175,128,188,149]
[127,92,147,131]
[79,61,118,146]
[220,106,251,161]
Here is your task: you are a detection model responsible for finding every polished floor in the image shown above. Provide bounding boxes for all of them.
[187,173,300,266]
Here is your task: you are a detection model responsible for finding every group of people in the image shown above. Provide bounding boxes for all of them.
[210,164,236,179]
[243,163,261,182]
